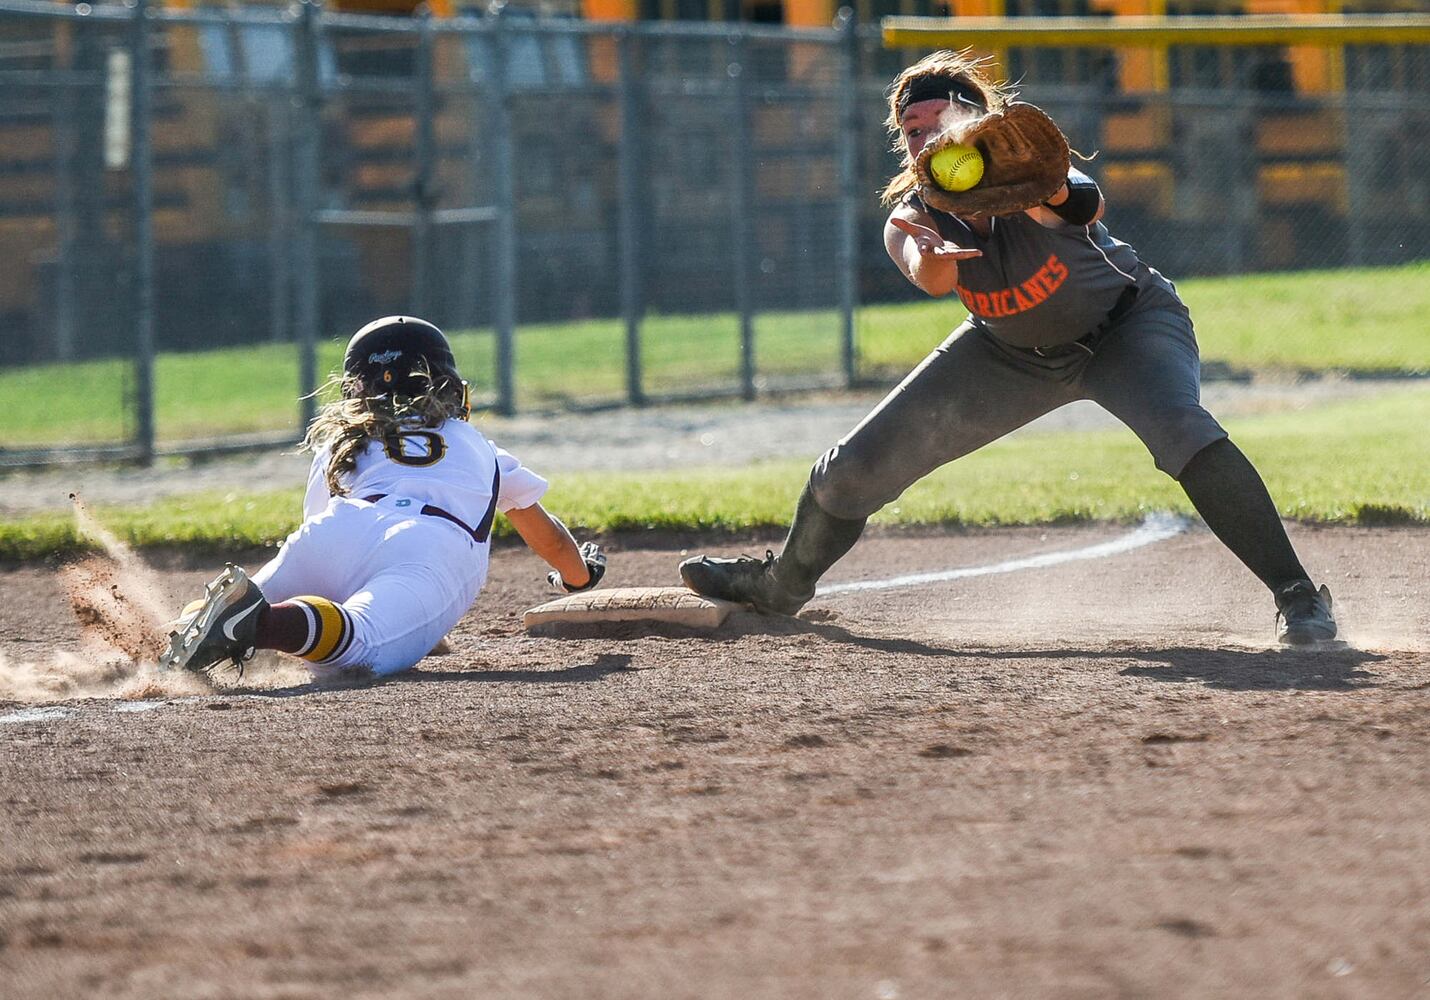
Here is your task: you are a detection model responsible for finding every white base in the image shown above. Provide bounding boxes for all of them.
[523,586,743,633]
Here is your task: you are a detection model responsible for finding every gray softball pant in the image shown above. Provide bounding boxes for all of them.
[809,281,1229,521]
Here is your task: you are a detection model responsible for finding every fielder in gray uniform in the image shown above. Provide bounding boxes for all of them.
[681,49,1337,645]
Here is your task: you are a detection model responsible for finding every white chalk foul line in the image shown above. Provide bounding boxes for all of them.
[817,513,1189,597]
[0,706,77,725]
[0,702,178,725]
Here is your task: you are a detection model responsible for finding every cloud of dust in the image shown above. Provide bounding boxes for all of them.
[0,649,211,703]
[62,553,172,664]
[0,495,317,703]
[68,492,176,639]
[0,494,211,703]
[1,610,310,708]
[1337,630,1426,654]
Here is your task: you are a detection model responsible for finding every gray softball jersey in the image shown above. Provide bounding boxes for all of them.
[806,197,1229,519]
[913,193,1168,349]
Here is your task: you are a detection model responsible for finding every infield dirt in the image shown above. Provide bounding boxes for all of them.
[1,523,1427,998]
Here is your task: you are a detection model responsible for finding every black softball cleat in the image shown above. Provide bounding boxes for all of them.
[679,550,811,616]
[1274,580,1337,646]
[159,564,267,674]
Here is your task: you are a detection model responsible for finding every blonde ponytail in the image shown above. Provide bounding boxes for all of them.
[302,372,467,496]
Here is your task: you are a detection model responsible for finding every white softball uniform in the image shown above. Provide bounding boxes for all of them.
[251,418,547,676]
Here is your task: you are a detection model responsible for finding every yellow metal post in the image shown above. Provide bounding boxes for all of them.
[882,14,1430,48]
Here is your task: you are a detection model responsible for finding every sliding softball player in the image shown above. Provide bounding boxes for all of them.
[160,316,606,677]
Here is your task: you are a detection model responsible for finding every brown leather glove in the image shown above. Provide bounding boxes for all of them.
[915,102,1071,217]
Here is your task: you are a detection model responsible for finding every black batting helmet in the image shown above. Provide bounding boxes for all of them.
[342,316,466,407]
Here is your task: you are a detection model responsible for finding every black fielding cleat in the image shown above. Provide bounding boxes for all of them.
[679,550,812,616]
[159,564,267,674]
[1274,580,1337,646]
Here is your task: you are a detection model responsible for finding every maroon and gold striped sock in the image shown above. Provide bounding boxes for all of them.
[257,597,355,664]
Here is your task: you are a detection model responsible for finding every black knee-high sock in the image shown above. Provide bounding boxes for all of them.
[773,483,867,598]
[1177,438,1309,592]
[257,597,354,663]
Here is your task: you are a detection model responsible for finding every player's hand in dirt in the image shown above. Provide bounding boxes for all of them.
[548,542,607,593]
[888,216,983,260]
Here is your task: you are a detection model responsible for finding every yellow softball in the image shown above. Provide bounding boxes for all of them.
[929,143,984,192]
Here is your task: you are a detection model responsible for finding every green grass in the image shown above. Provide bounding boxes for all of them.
[6,387,1425,563]
[546,385,1430,530]
[854,262,1430,377]
[3,263,1426,449]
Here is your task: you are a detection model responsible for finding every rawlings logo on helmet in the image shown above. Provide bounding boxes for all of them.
[343,316,467,417]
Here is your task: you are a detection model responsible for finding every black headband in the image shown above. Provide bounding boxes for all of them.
[898,74,986,117]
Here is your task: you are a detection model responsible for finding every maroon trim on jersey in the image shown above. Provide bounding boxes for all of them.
[472,464,500,544]
[361,461,500,545]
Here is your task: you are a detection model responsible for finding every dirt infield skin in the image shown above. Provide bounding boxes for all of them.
[1,523,1427,999]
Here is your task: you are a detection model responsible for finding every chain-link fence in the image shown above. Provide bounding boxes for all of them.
[0,2,1425,463]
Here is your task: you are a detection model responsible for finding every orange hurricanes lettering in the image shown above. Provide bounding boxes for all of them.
[956,253,1068,320]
